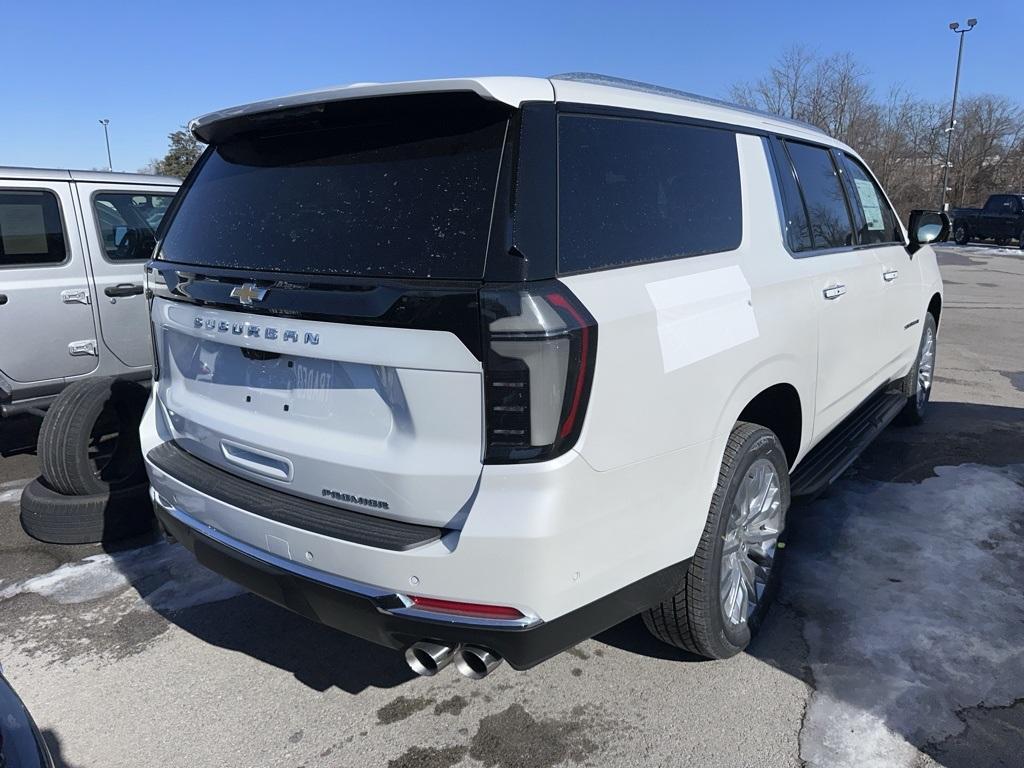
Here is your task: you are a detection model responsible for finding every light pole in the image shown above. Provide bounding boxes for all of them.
[939,18,977,211]
[98,119,112,171]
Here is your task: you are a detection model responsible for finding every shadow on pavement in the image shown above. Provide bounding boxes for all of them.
[0,414,40,458]
[41,729,85,768]
[160,592,416,694]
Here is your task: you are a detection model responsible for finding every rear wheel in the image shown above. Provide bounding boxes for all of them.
[896,313,937,426]
[953,224,970,245]
[643,422,790,659]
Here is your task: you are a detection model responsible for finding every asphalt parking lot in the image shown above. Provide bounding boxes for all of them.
[1,243,1022,768]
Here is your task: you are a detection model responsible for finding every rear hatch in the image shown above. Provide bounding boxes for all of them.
[148,93,511,528]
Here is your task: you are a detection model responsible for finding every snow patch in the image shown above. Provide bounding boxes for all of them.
[0,541,245,612]
[789,463,1024,767]
[0,478,30,504]
[0,487,24,504]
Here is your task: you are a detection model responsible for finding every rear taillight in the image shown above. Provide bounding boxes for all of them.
[480,280,597,463]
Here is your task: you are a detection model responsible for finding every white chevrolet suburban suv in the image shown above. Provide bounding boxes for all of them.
[142,74,945,678]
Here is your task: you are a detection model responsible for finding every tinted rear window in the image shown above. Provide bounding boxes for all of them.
[783,141,854,250]
[558,115,742,273]
[159,94,509,279]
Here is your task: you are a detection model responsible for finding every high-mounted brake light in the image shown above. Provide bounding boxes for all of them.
[480,280,597,463]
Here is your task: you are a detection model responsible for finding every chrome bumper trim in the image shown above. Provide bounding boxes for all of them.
[151,488,396,601]
[149,487,542,629]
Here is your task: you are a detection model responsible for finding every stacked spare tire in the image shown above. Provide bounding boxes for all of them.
[21,377,155,544]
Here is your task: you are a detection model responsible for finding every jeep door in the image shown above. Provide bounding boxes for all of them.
[75,182,178,368]
[0,179,98,383]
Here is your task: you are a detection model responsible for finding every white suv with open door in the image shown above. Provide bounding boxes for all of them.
[142,75,945,678]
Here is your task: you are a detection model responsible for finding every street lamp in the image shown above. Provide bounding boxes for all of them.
[98,118,112,171]
[939,18,977,211]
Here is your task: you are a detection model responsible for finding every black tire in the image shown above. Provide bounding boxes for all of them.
[38,377,149,496]
[896,313,938,426]
[1018,228,1024,250]
[19,477,154,545]
[643,422,791,659]
[953,223,970,246]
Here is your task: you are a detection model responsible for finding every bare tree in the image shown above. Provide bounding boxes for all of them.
[731,47,1023,218]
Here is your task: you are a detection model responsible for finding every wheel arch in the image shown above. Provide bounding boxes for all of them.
[928,292,942,327]
[736,383,802,469]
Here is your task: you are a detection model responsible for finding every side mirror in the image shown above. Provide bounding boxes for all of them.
[907,210,950,255]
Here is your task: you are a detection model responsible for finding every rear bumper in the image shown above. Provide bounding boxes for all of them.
[141,391,717,666]
[153,492,685,669]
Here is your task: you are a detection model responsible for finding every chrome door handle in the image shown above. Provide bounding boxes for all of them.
[61,288,91,305]
[882,270,899,282]
[823,284,847,300]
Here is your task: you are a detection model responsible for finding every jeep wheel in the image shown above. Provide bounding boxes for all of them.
[20,478,154,545]
[38,377,150,496]
[896,313,938,426]
[643,422,790,659]
[953,224,970,245]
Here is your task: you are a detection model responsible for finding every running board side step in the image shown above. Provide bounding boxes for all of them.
[790,391,906,499]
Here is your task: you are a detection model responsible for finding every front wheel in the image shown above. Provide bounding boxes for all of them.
[896,313,938,426]
[953,224,970,246]
[643,422,790,659]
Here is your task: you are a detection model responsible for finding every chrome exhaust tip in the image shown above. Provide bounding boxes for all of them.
[454,645,503,679]
[405,641,457,677]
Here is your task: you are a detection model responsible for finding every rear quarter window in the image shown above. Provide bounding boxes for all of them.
[557,115,742,274]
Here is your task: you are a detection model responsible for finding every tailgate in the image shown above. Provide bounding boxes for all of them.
[151,298,483,528]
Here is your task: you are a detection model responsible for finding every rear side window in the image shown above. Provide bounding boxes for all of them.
[94,193,174,261]
[558,115,742,273]
[769,140,813,251]
[839,156,901,246]
[159,94,509,279]
[0,190,67,267]
[783,141,854,251]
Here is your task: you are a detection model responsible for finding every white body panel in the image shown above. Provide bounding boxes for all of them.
[144,77,943,625]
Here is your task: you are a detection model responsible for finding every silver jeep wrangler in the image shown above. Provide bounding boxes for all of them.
[0,166,179,416]
[2,167,179,545]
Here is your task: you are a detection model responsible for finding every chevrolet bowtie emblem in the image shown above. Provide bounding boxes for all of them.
[230,283,268,305]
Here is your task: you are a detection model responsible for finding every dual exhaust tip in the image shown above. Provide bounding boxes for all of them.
[405,641,503,679]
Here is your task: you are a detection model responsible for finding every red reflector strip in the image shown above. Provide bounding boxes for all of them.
[409,595,525,620]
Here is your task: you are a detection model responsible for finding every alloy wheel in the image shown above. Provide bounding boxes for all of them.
[720,458,784,626]
[916,326,935,408]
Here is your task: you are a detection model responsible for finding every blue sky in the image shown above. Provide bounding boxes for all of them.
[1,1,1018,172]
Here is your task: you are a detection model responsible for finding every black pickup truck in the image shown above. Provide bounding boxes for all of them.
[951,194,1024,247]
